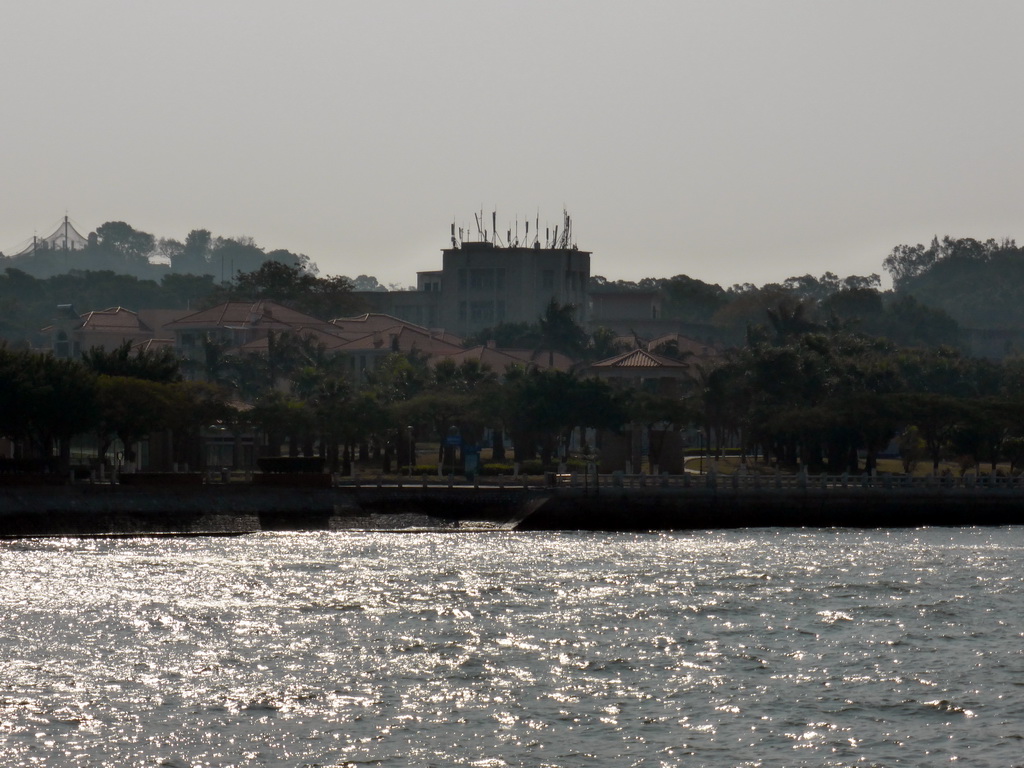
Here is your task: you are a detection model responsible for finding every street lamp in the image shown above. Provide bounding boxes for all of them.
[408,425,414,477]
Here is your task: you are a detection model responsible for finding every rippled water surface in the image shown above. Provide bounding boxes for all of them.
[2,528,1023,767]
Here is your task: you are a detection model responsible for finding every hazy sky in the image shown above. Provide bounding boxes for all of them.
[4,1,1023,289]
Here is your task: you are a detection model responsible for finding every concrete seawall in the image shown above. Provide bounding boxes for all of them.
[517,487,1024,530]
[1,484,1023,537]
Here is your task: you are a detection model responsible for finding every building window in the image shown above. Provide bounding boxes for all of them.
[458,301,467,321]
[496,268,506,290]
[55,331,69,359]
[395,305,421,324]
[470,301,494,323]
[470,269,494,290]
[496,301,506,321]
[542,270,554,290]
[458,270,467,290]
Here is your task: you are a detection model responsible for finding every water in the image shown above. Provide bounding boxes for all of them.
[1,528,1023,767]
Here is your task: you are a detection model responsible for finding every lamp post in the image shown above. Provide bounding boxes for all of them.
[407,426,414,477]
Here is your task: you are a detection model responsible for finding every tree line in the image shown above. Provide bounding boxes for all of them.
[0,343,223,471]
[8,220,1024,354]
[0,261,367,348]
[7,307,1024,477]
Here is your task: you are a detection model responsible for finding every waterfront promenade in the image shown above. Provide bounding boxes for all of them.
[1,471,1023,537]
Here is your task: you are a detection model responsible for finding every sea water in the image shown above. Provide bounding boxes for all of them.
[1,528,1022,767]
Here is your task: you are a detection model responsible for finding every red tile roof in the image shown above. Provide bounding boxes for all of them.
[591,349,690,369]
[333,325,464,355]
[165,300,332,331]
[330,313,463,345]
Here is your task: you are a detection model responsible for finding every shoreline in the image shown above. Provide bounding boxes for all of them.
[1,482,1023,537]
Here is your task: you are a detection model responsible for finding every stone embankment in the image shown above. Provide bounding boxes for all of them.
[1,474,1023,537]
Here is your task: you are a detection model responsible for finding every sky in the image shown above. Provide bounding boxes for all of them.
[3,0,1023,290]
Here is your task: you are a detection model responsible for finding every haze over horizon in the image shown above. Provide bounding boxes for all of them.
[4,1,1022,291]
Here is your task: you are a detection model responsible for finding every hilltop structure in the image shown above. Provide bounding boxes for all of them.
[7,216,89,257]
[357,210,590,337]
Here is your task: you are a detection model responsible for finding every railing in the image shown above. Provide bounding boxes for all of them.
[71,469,1022,493]
[550,470,1024,492]
[336,470,1024,493]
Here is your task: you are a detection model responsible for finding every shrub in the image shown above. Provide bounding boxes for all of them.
[480,463,515,476]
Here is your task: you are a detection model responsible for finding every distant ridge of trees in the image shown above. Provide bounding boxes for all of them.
[5,220,1024,354]
[883,236,1024,330]
[0,221,314,281]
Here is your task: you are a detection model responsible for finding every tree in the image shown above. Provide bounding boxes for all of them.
[81,341,181,382]
[625,388,696,471]
[211,260,362,319]
[883,241,936,291]
[537,299,588,357]
[164,381,232,469]
[897,393,968,472]
[0,347,97,467]
[171,229,214,275]
[588,326,626,361]
[211,237,268,279]
[501,369,624,465]
[94,375,175,466]
[93,222,156,264]
[464,321,539,350]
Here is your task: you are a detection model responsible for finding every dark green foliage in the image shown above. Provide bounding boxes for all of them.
[207,260,364,319]
[5,222,162,280]
[0,268,211,346]
[590,273,727,325]
[661,275,729,323]
[171,229,213,275]
[81,341,181,382]
[884,236,1024,329]
[0,346,98,466]
[94,222,155,265]
[499,367,625,464]
[479,463,515,476]
[466,300,588,357]
[465,321,539,349]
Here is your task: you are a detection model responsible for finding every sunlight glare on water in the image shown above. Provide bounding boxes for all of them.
[1,528,1023,767]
